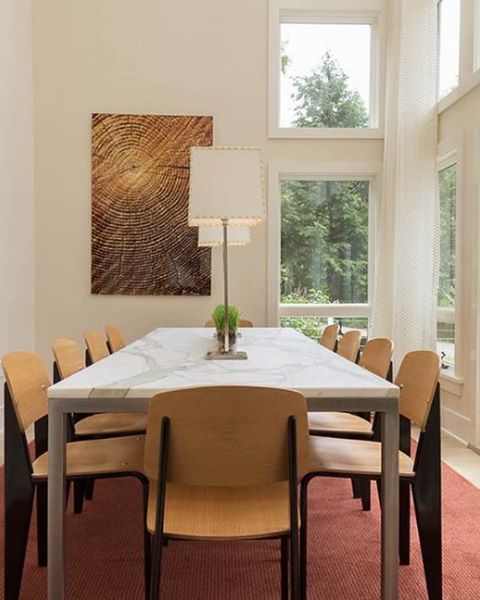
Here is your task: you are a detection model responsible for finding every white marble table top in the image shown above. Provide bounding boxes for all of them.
[48,327,398,400]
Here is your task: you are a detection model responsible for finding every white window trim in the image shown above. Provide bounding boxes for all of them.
[437,0,480,113]
[268,0,386,139]
[267,161,381,327]
[437,138,462,376]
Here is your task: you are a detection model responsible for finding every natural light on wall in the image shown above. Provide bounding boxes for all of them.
[438,0,460,98]
[280,22,372,128]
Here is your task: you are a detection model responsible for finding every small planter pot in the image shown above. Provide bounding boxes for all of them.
[216,331,237,353]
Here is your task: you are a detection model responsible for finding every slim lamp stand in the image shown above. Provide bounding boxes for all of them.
[206,219,247,360]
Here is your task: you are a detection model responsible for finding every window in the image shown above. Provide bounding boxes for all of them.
[437,162,457,369]
[279,22,372,129]
[268,166,377,340]
[438,0,461,98]
[268,1,384,138]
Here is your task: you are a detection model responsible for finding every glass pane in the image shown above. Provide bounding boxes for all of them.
[437,163,457,367]
[437,321,455,366]
[280,180,369,304]
[438,0,460,98]
[280,22,371,128]
[438,164,457,308]
[280,316,368,341]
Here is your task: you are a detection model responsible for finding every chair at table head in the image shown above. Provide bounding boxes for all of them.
[204,319,254,328]
[83,329,109,366]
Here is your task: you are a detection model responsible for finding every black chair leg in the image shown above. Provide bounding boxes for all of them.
[399,481,410,565]
[299,479,309,600]
[74,480,86,514]
[149,532,165,600]
[360,478,371,511]
[142,482,152,600]
[36,482,48,567]
[5,483,34,600]
[85,478,95,500]
[351,477,362,498]
[413,481,442,599]
[281,537,289,600]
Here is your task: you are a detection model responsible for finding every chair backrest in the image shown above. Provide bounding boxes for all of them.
[395,350,441,430]
[144,386,309,487]
[52,338,84,379]
[336,330,361,362]
[105,324,126,353]
[318,323,339,351]
[204,319,254,328]
[83,329,109,363]
[359,338,394,379]
[2,352,50,432]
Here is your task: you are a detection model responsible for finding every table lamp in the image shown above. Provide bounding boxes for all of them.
[198,225,251,248]
[189,146,265,359]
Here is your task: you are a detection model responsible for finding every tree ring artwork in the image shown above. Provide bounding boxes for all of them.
[91,114,212,295]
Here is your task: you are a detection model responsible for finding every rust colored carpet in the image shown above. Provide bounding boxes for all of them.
[1,460,479,599]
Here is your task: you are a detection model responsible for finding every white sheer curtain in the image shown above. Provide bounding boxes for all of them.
[371,0,439,364]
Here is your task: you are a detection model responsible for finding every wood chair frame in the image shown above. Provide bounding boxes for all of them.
[299,383,442,600]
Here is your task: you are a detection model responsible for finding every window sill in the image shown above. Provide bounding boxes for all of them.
[438,69,480,114]
[439,371,464,396]
[279,303,371,317]
[268,126,384,140]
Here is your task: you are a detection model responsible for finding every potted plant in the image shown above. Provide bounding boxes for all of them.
[211,304,241,352]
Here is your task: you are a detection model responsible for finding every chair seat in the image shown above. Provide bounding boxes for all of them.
[308,436,415,478]
[308,411,373,436]
[74,412,147,436]
[32,435,145,479]
[147,482,291,539]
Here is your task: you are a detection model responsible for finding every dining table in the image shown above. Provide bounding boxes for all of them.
[47,327,399,599]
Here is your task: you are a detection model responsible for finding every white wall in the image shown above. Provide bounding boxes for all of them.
[438,84,480,447]
[32,0,383,364]
[0,0,35,432]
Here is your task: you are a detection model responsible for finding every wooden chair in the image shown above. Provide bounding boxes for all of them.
[83,329,109,365]
[51,338,148,512]
[301,351,442,600]
[105,324,126,353]
[318,323,339,351]
[308,338,394,438]
[144,386,309,600]
[2,351,149,600]
[308,337,394,510]
[336,329,362,362]
[204,318,254,328]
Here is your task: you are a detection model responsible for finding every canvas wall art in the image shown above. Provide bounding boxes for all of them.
[91,113,213,295]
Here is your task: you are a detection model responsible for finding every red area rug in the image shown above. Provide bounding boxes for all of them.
[1,460,479,599]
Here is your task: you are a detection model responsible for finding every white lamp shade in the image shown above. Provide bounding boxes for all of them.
[198,225,251,247]
[188,146,265,226]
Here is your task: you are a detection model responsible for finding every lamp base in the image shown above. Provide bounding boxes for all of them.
[206,350,248,360]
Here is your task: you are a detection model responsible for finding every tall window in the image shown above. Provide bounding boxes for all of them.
[437,162,457,368]
[438,0,461,98]
[280,22,372,129]
[279,177,371,339]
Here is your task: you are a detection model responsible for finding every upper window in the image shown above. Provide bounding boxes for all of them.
[268,1,383,138]
[280,22,372,129]
[438,0,461,98]
[437,162,457,369]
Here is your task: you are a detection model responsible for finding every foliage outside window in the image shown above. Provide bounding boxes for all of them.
[438,0,461,98]
[280,316,368,341]
[279,21,372,128]
[437,163,457,368]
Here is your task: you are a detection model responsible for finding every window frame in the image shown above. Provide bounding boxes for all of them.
[267,161,380,328]
[268,0,385,139]
[437,141,462,376]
